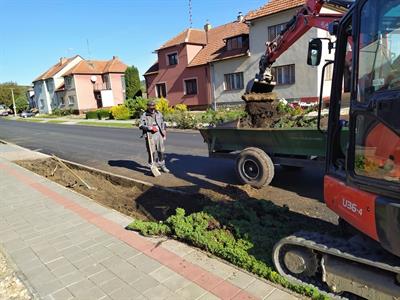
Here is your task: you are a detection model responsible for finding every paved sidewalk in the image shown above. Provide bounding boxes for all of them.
[0,147,299,299]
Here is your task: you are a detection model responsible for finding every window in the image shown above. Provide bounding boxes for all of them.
[40,99,44,109]
[226,36,248,51]
[60,97,65,107]
[224,72,244,90]
[167,53,178,66]
[354,115,400,183]
[65,76,73,89]
[156,83,167,98]
[272,65,295,85]
[268,23,287,41]
[46,80,53,93]
[68,96,75,106]
[184,79,197,95]
[357,1,400,103]
[102,74,111,89]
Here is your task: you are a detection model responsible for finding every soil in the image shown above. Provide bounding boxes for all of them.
[16,158,336,226]
[16,159,212,221]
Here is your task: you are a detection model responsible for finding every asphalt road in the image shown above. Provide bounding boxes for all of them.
[0,118,337,223]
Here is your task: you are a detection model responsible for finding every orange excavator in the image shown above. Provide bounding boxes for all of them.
[251,0,400,298]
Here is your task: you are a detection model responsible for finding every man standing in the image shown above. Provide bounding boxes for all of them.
[139,101,170,174]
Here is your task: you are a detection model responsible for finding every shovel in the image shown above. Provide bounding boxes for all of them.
[147,135,161,177]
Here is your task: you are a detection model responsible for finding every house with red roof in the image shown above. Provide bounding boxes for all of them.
[33,56,127,114]
[57,57,127,113]
[33,55,83,114]
[244,0,342,104]
[144,16,249,109]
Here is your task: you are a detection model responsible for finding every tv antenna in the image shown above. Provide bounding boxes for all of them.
[189,0,193,28]
[86,38,91,59]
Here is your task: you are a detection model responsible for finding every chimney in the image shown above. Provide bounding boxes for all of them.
[204,21,211,44]
[112,56,119,60]
[60,57,67,64]
[237,12,244,22]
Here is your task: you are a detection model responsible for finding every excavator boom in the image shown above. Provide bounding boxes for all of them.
[251,0,353,93]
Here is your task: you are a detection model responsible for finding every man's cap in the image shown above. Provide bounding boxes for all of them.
[147,101,156,106]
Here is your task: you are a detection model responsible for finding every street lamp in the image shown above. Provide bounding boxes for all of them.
[10,88,16,117]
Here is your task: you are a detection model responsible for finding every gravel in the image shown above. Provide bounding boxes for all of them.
[0,251,31,300]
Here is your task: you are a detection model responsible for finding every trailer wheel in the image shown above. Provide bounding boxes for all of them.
[236,147,274,188]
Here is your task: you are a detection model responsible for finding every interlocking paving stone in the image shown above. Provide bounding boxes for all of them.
[129,273,160,293]
[127,253,162,274]
[89,269,118,286]
[176,282,208,299]
[0,156,299,300]
[266,288,298,300]
[50,287,74,300]
[142,284,176,300]
[244,279,276,299]
[149,266,177,283]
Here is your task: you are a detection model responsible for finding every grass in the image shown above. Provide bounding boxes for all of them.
[45,120,67,124]
[77,121,134,128]
[127,199,337,300]
[16,118,44,123]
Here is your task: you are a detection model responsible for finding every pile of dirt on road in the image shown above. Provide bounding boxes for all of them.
[16,159,212,221]
[239,92,328,129]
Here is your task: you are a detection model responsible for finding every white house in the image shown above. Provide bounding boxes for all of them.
[32,55,83,114]
[244,0,341,104]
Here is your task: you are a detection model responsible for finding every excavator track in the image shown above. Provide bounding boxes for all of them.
[273,231,400,299]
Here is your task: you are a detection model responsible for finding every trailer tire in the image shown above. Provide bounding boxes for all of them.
[236,147,274,188]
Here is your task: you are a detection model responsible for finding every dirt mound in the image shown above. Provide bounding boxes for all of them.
[16,159,211,221]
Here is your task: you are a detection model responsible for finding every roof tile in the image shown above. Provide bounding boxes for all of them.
[65,57,127,75]
[245,0,305,21]
[33,55,81,82]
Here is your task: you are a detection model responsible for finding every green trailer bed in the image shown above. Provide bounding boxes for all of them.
[199,126,348,188]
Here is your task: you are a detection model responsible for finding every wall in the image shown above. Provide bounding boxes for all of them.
[145,44,210,107]
[109,73,125,105]
[74,74,108,111]
[34,81,51,114]
[211,55,251,105]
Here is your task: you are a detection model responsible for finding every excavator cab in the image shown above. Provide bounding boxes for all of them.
[272,1,400,298]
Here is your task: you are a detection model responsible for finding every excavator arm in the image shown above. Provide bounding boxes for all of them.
[251,0,354,93]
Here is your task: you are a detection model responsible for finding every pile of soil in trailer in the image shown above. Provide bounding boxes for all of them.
[16,159,211,221]
[239,92,328,129]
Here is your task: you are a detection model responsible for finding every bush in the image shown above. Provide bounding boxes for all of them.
[128,205,331,300]
[97,109,110,120]
[86,111,98,119]
[53,108,74,117]
[156,98,173,115]
[172,111,198,129]
[111,105,130,120]
[125,97,148,118]
[174,103,188,112]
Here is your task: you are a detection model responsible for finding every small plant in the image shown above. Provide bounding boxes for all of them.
[97,109,111,120]
[174,103,188,112]
[156,98,174,115]
[86,111,98,119]
[124,97,148,118]
[111,105,131,120]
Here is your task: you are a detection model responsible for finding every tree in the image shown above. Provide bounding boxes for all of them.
[125,66,141,99]
[0,82,28,108]
[15,95,29,113]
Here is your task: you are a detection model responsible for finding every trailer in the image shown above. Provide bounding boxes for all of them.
[199,125,348,188]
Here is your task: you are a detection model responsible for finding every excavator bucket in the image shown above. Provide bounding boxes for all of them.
[250,81,276,94]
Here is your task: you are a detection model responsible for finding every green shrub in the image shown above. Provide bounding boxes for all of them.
[128,204,331,300]
[97,109,110,120]
[125,97,148,118]
[174,103,188,112]
[156,98,173,115]
[86,111,98,119]
[53,108,74,117]
[111,105,130,120]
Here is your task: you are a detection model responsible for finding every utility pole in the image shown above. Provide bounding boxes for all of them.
[10,88,16,117]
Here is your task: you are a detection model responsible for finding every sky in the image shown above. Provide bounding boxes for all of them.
[0,0,266,85]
